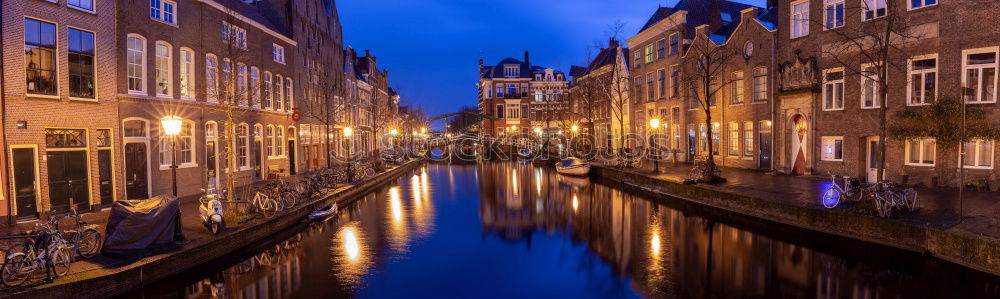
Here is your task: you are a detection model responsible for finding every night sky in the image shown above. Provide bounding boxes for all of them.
[339,0,766,123]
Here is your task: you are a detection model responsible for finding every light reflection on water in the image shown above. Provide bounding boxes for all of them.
[134,162,999,299]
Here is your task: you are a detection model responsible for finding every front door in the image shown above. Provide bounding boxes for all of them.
[47,151,90,213]
[11,148,39,220]
[687,125,696,159]
[254,140,263,179]
[98,149,113,206]
[125,142,149,200]
[866,137,882,183]
[759,122,772,169]
[288,140,296,175]
[303,146,311,171]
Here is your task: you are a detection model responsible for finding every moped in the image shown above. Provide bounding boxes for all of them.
[198,187,226,234]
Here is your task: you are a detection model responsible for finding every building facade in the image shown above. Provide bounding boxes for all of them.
[567,40,632,152]
[478,51,568,138]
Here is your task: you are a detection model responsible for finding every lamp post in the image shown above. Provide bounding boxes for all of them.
[161,116,183,196]
[344,127,353,182]
[649,118,661,173]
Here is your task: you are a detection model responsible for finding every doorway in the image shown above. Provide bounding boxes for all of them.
[98,149,113,206]
[47,150,90,214]
[125,142,149,200]
[866,136,882,183]
[687,124,696,159]
[759,121,772,169]
[254,140,263,179]
[207,140,218,188]
[790,115,808,175]
[11,147,39,220]
[288,140,296,175]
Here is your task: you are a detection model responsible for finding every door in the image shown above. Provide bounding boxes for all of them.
[125,142,149,200]
[288,140,296,175]
[759,122,772,169]
[866,137,882,183]
[98,149,113,206]
[206,141,217,179]
[47,151,90,213]
[254,140,263,179]
[11,148,39,220]
[687,125,696,158]
[303,146,311,171]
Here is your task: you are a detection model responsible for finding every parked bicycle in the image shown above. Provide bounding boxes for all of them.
[872,181,918,218]
[58,209,102,261]
[1,223,73,286]
[249,191,281,218]
[821,172,865,208]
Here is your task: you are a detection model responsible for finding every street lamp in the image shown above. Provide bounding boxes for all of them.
[649,118,661,173]
[161,116,183,196]
[344,127,353,182]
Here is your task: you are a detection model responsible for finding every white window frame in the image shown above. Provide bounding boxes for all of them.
[824,0,846,30]
[126,34,146,94]
[237,63,248,106]
[205,54,219,102]
[752,67,768,102]
[731,71,744,104]
[160,120,196,169]
[862,0,886,21]
[150,0,177,25]
[791,0,810,39]
[645,44,654,63]
[822,68,845,111]
[821,136,844,161]
[286,77,293,111]
[668,33,680,55]
[154,41,172,97]
[743,121,754,158]
[68,0,95,13]
[860,63,881,109]
[961,47,999,104]
[905,138,936,167]
[250,66,260,108]
[907,54,937,106]
[263,71,273,109]
[728,122,740,157]
[961,139,994,170]
[275,74,284,111]
[237,123,250,169]
[179,47,195,99]
[908,0,937,11]
[272,43,285,64]
[276,125,285,157]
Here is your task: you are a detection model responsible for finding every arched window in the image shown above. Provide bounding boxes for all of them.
[266,125,275,156]
[126,34,146,93]
[179,47,195,99]
[250,67,260,108]
[237,123,249,168]
[285,77,293,110]
[275,75,284,111]
[123,118,148,138]
[205,121,218,138]
[205,54,219,102]
[154,41,172,96]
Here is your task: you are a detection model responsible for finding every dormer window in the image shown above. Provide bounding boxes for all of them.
[504,65,520,78]
[535,74,541,80]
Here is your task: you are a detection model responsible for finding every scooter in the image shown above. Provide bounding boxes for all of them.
[198,187,226,234]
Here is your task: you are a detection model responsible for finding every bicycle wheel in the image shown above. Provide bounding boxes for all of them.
[876,193,892,218]
[364,168,376,179]
[821,188,841,208]
[903,189,918,211]
[282,191,298,208]
[51,247,71,277]
[77,230,102,259]
[262,198,278,217]
[1,253,29,287]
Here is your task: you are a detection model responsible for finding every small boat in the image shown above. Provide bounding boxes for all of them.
[556,157,591,176]
[307,203,338,221]
[517,149,533,160]
[532,155,556,166]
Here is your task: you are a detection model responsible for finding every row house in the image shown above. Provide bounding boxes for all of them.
[567,39,632,151]
[478,51,569,138]
[341,46,392,159]
[774,0,1000,187]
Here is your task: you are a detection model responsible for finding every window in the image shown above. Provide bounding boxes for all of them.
[861,64,880,108]
[272,44,285,64]
[962,49,998,104]
[668,33,679,55]
[711,123,720,156]
[534,91,543,102]
[127,35,147,94]
[154,42,171,96]
[276,126,285,156]
[658,69,666,98]
[495,104,504,119]
[205,121,217,138]
[68,0,94,12]
[504,65,519,78]
[160,121,194,166]
[179,48,194,98]
[221,21,247,49]
[286,77,293,110]
[731,71,745,104]
[656,39,666,59]
[699,123,707,154]
[633,51,642,69]
[752,67,767,102]
[909,0,937,10]
[237,63,248,105]
[263,71,272,109]
[645,44,654,63]
[506,103,520,119]
[823,69,845,110]
[495,84,504,98]
[250,67,260,107]
[634,77,643,102]
[962,139,994,169]
[905,138,936,166]
[521,104,529,119]
[909,56,936,105]
[123,119,148,137]
[507,84,518,98]
[25,18,57,95]
[237,124,249,168]
[825,0,845,29]
[68,28,95,99]
[150,0,176,25]
[821,136,844,161]
[275,74,284,110]
[646,73,655,101]
[265,125,274,156]
[863,0,886,20]
[206,54,219,101]
[670,65,680,97]
[728,122,740,156]
[743,121,754,157]
[791,0,810,38]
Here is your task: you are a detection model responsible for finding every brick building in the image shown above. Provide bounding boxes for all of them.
[2,0,122,221]
[567,39,632,151]
[478,51,568,138]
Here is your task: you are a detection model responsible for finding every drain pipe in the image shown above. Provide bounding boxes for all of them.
[1,2,13,225]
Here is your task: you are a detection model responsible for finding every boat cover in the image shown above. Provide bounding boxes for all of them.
[560,158,584,167]
[103,194,186,254]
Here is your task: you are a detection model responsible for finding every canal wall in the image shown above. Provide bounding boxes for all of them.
[590,165,1000,276]
[6,160,425,299]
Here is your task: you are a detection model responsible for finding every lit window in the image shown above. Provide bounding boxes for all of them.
[275,74,284,110]
[824,0,845,29]
[645,44,654,63]
[711,123,720,156]
[905,138,936,166]
[823,69,845,110]
[206,54,219,102]
[821,136,844,161]
[127,35,146,93]
[909,0,937,10]
[731,71,744,104]
[237,124,249,168]
[286,77,293,110]
[179,48,194,99]
[752,67,767,102]
[150,0,177,25]
[728,122,740,156]
[743,121,754,157]
[25,19,57,95]
[263,72,273,109]
[962,139,994,169]
[155,42,172,97]
[272,44,285,64]
[791,0,809,38]
[909,56,936,105]
[962,49,998,104]
[68,28,96,99]
[863,0,886,20]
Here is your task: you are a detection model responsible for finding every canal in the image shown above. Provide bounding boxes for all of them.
[127,162,1000,298]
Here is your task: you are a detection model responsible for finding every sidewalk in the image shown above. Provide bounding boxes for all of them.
[619,160,1000,238]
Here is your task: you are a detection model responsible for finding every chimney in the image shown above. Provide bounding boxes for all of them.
[767,0,778,10]
[524,50,531,67]
[708,0,722,32]
[741,7,758,24]
[365,49,371,57]
[608,37,619,48]
[478,57,484,70]
[695,24,710,38]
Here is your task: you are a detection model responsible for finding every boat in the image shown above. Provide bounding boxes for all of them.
[307,203,338,221]
[517,149,533,160]
[556,157,591,176]
[532,155,556,166]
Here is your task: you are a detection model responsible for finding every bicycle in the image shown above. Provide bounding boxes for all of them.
[250,191,281,218]
[58,208,102,261]
[1,225,73,286]
[821,172,864,208]
[872,181,918,218]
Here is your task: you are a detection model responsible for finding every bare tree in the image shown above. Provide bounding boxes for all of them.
[682,31,741,181]
[301,66,347,168]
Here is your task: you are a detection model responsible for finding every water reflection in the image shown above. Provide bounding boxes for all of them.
[133,162,999,299]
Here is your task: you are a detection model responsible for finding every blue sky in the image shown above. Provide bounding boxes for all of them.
[339,0,766,118]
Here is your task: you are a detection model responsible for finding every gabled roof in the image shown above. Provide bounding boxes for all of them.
[214,0,291,38]
[578,39,628,78]
[480,57,563,79]
[637,0,756,37]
